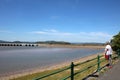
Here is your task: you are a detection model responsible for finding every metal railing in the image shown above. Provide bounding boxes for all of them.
[33,52,120,80]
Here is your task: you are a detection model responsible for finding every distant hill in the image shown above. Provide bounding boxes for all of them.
[71,42,105,46]
[0,40,104,46]
[36,41,71,45]
[0,40,35,44]
[0,40,11,43]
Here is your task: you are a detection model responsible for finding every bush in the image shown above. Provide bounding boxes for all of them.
[111,32,120,52]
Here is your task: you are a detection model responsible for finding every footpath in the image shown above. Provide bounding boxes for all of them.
[98,60,120,80]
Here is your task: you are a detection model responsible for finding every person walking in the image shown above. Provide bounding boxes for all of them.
[105,42,113,68]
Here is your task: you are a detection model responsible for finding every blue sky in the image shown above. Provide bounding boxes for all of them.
[0,0,120,43]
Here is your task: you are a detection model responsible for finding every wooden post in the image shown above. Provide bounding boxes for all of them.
[97,55,100,73]
[71,62,74,80]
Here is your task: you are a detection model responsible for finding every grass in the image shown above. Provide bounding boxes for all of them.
[10,54,119,80]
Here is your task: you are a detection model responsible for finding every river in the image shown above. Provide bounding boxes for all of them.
[0,46,104,77]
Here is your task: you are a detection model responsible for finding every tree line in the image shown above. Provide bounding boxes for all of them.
[36,41,71,45]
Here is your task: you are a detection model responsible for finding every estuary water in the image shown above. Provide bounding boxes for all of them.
[0,46,104,77]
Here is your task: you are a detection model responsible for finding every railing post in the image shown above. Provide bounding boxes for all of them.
[71,62,74,80]
[97,55,100,72]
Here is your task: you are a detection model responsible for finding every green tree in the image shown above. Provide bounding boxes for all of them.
[111,32,120,52]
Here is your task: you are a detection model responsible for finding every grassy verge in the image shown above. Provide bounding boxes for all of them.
[10,54,118,80]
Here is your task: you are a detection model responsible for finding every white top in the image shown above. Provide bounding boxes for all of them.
[105,45,112,55]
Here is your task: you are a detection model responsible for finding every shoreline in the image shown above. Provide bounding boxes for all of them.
[0,52,104,80]
[38,44,105,49]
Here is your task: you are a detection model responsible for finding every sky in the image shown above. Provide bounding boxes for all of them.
[0,0,120,43]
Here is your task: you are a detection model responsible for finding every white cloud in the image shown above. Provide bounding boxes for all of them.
[44,29,58,33]
[78,32,112,37]
[0,30,13,33]
[31,29,73,36]
[31,31,47,34]
[30,29,113,42]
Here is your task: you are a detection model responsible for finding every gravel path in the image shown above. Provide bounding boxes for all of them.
[98,61,120,80]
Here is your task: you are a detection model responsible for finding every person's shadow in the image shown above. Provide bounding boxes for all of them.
[82,64,108,80]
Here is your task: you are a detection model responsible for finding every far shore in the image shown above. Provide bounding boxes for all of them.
[0,52,104,80]
[0,43,105,49]
[38,44,105,49]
